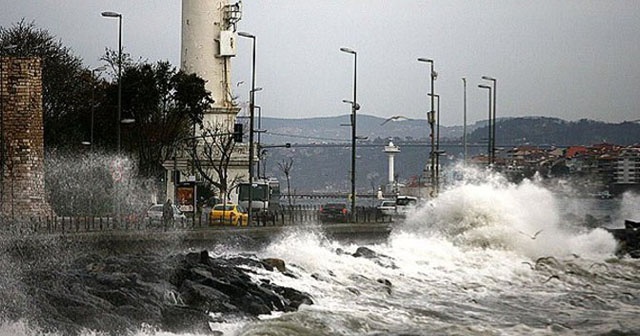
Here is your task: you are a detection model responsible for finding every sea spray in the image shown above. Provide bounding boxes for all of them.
[401,167,618,259]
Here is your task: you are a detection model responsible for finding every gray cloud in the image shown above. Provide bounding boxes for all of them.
[2,0,639,125]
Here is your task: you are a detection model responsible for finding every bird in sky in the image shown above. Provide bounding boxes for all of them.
[519,229,543,240]
[381,115,411,126]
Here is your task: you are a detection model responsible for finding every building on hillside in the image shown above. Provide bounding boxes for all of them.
[565,146,587,159]
[612,146,640,194]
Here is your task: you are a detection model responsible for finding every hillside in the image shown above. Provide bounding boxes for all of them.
[260,115,640,147]
[254,115,640,193]
[259,114,481,145]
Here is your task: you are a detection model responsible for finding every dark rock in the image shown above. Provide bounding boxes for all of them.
[3,249,313,335]
[200,250,211,265]
[179,279,232,312]
[272,286,314,310]
[377,278,393,294]
[262,258,286,272]
[352,247,398,269]
[353,246,379,259]
[161,305,212,335]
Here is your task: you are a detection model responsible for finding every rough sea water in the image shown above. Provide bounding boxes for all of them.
[2,168,640,336]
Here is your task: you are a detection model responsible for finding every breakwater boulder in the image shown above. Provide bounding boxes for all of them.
[607,220,640,258]
[2,249,313,335]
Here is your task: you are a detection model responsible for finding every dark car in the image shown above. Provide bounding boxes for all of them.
[318,203,350,223]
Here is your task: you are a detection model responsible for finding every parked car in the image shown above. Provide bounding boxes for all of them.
[395,196,418,217]
[376,200,396,217]
[146,204,187,221]
[318,203,350,222]
[209,203,249,226]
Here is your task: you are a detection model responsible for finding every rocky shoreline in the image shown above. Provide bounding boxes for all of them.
[0,248,312,335]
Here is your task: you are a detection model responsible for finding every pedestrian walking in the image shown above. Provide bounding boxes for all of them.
[163,199,173,229]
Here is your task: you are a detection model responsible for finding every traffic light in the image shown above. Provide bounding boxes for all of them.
[233,123,243,142]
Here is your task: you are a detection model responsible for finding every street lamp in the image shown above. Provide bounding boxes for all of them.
[462,77,467,163]
[340,47,357,222]
[238,31,257,226]
[254,105,265,178]
[101,11,123,153]
[478,84,493,166]
[428,93,440,193]
[418,58,436,196]
[82,66,107,150]
[482,76,497,165]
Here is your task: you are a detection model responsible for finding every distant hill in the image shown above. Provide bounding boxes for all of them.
[260,114,483,145]
[467,117,640,146]
[260,115,640,147]
[254,115,640,193]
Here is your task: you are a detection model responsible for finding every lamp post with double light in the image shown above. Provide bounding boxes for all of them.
[428,93,440,192]
[478,84,493,166]
[482,76,496,165]
[101,11,124,153]
[418,58,436,194]
[238,31,257,226]
[340,46,358,222]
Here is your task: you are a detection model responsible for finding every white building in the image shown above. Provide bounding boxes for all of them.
[614,147,640,185]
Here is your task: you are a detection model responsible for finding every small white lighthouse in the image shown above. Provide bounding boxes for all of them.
[384,140,400,185]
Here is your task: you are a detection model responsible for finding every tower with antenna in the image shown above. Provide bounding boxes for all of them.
[164,0,247,204]
[181,0,242,130]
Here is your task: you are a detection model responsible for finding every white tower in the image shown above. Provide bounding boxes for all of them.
[164,0,246,205]
[181,0,242,131]
[384,140,400,184]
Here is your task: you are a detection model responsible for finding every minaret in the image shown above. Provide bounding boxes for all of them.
[384,140,400,185]
[181,0,242,131]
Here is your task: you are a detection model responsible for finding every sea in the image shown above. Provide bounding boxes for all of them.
[2,169,640,336]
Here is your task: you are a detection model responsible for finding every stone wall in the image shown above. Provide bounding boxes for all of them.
[0,57,53,219]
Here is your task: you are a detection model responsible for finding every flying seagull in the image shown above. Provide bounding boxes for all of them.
[381,115,410,125]
[518,229,543,240]
[542,274,560,284]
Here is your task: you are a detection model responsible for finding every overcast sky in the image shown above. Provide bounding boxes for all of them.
[2,1,639,126]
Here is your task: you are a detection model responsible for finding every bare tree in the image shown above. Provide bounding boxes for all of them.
[186,123,244,203]
[277,158,294,207]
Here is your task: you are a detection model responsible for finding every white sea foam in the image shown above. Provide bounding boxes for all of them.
[401,167,618,259]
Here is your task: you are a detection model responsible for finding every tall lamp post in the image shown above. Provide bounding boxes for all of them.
[478,84,493,166]
[482,76,496,165]
[418,58,436,195]
[238,31,257,226]
[101,11,123,153]
[428,93,440,192]
[340,47,357,222]
[82,66,106,151]
[254,105,264,178]
[462,78,467,163]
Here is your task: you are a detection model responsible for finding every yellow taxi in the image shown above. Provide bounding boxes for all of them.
[209,203,249,226]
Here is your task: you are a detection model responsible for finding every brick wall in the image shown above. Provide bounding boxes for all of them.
[0,57,53,219]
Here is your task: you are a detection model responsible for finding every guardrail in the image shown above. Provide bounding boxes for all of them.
[0,206,393,235]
